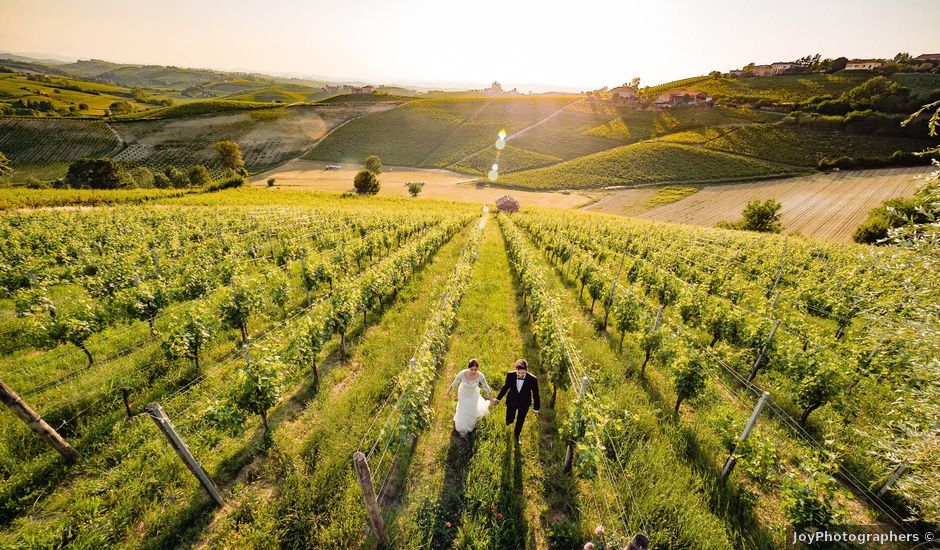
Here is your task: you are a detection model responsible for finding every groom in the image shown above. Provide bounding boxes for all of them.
[495,359,540,443]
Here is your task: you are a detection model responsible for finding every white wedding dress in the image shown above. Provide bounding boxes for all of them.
[451,369,492,435]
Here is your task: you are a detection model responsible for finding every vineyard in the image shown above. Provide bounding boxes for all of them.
[0,188,935,548]
[0,118,121,182]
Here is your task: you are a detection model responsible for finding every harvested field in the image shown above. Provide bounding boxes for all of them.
[585,166,930,241]
[250,159,593,208]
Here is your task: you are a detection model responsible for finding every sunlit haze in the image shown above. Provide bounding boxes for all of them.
[1,0,938,91]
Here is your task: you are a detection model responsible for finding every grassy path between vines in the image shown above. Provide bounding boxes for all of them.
[389,221,564,549]
[187,223,474,549]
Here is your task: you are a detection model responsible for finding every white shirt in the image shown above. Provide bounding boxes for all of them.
[516,377,525,393]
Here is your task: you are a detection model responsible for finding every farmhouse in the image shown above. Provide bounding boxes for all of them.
[845,59,884,71]
[350,85,375,94]
[750,65,774,76]
[609,84,638,98]
[770,62,799,75]
[652,90,709,108]
[495,195,520,213]
[916,53,940,62]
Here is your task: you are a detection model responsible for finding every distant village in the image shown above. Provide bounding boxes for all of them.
[594,52,940,111]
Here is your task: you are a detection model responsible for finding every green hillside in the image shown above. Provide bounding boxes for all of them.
[0,118,120,181]
[0,73,162,116]
[305,97,577,166]
[648,72,940,104]
[497,141,802,189]
[656,124,937,166]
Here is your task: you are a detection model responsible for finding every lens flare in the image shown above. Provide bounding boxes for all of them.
[488,169,498,182]
[495,138,506,151]
[497,129,507,140]
[492,163,499,171]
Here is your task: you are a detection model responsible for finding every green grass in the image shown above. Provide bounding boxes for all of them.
[498,141,801,190]
[659,124,937,167]
[645,185,699,207]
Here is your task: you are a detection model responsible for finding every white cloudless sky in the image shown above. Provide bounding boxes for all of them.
[1,0,937,91]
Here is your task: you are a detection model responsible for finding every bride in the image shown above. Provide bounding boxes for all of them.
[447,358,495,436]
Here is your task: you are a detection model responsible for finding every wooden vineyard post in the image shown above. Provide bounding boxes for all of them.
[878,461,909,497]
[652,305,664,331]
[150,246,162,277]
[746,319,780,383]
[144,403,225,507]
[720,391,770,482]
[768,238,787,297]
[563,376,590,476]
[0,380,81,463]
[121,387,133,418]
[627,533,651,550]
[352,451,389,546]
[266,229,276,262]
[299,257,310,305]
[770,289,781,310]
[602,252,626,330]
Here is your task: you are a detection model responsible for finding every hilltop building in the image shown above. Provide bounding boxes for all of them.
[750,65,774,76]
[652,90,709,108]
[845,59,884,71]
[916,53,940,62]
[495,195,520,213]
[350,85,375,94]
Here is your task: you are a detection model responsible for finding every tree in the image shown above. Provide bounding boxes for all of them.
[129,166,154,188]
[162,308,215,371]
[153,172,172,189]
[234,354,281,432]
[829,57,849,72]
[0,150,11,181]
[108,101,133,115]
[672,352,706,413]
[64,158,127,189]
[719,199,783,233]
[214,140,246,174]
[164,166,188,188]
[188,165,212,186]
[406,181,424,197]
[267,177,276,187]
[353,170,380,194]
[364,154,383,174]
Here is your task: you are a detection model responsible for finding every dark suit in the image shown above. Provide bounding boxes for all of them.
[496,372,540,441]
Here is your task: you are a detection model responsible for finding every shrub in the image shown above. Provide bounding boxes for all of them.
[129,166,154,188]
[406,181,424,197]
[188,165,212,186]
[353,170,380,194]
[64,158,128,189]
[267,177,276,187]
[207,175,246,192]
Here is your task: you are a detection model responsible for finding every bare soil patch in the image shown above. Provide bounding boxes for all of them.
[586,166,930,241]
[251,159,594,209]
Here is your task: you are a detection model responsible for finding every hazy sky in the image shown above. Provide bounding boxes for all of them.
[1,0,938,91]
